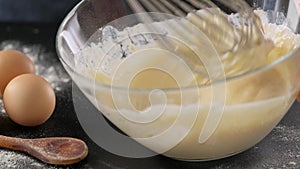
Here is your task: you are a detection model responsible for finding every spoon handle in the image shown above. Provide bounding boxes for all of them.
[0,135,88,165]
[0,135,24,151]
[0,135,49,161]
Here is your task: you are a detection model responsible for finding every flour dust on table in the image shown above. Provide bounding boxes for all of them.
[0,40,71,92]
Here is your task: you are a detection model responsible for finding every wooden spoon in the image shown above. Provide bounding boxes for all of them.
[0,135,88,165]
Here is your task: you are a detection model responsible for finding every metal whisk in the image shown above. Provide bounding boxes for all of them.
[126,0,274,80]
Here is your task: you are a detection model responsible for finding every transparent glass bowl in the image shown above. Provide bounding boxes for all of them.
[56,0,300,161]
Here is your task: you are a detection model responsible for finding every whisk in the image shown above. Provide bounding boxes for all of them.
[125,0,274,79]
[123,0,275,144]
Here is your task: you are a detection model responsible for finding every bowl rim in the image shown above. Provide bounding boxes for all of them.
[56,0,300,92]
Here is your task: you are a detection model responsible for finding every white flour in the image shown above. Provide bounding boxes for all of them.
[273,125,300,143]
[0,149,92,169]
[0,100,5,117]
[0,149,50,169]
[0,40,71,92]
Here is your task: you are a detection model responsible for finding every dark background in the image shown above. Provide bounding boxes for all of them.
[0,0,81,23]
[0,0,290,24]
[0,0,258,24]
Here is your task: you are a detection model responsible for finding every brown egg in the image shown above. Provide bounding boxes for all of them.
[3,74,56,127]
[0,50,35,97]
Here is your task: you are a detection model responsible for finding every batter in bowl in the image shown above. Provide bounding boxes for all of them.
[77,10,300,160]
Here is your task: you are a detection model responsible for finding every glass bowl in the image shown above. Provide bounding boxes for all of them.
[56,0,300,161]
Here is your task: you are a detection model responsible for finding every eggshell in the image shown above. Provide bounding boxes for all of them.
[0,50,35,97]
[3,74,56,127]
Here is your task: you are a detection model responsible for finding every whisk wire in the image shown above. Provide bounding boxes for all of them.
[171,0,195,12]
[125,0,272,77]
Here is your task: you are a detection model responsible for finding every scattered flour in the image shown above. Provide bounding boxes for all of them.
[0,149,63,169]
[272,125,300,143]
[0,40,71,92]
[0,149,93,169]
[0,100,6,117]
[0,41,75,168]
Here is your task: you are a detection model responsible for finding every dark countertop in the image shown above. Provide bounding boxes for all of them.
[0,23,299,169]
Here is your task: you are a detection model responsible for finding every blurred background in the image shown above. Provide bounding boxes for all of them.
[0,0,291,23]
[0,0,81,24]
[0,0,297,32]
